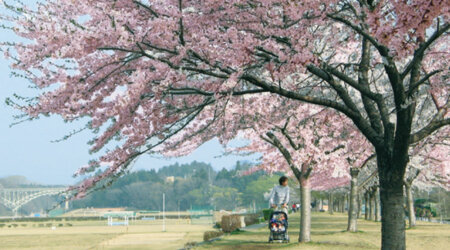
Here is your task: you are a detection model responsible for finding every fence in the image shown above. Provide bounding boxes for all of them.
[416,217,450,224]
[188,206,214,225]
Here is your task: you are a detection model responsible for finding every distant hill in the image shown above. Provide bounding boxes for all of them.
[0,175,64,188]
[0,175,35,188]
[157,161,215,178]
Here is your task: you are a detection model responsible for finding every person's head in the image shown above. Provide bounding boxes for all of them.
[279,176,288,186]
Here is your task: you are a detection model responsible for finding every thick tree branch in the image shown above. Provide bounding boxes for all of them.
[321,63,379,100]
[401,23,449,79]
[178,0,185,46]
[307,65,361,114]
[168,87,267,96]
[133,0,159,17]
[407,70,442,96]
[358,38,383,134]
[242,73,383,146]
[262,132,302,180]
[327,14,389,55]
[410,117,450,144]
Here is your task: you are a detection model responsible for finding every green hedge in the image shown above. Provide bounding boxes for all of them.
[262,209,273,221]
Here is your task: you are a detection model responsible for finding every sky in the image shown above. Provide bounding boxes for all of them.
[0,4,258,186]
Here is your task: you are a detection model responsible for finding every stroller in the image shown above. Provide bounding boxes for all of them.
[268,211,289,243]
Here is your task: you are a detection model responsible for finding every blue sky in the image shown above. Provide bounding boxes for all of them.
[0,4,257,185]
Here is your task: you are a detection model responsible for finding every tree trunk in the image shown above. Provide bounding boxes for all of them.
[357,192,362,219]
[379,184,405,250]
[347,168,359,232]
[364,192,369,220]
[375,186,381,222]
[405,183,416,228]
[369,190,374,221]
[299,178,311,242]
[378,149,408,250]
[345,194,348,212]
[328,192,334,215]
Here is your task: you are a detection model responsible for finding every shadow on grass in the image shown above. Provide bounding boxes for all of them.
[233,230,268,236]
[311,230,345,236]
[202,238,296,249]
[202,238,377,250]
[308,240,377,249]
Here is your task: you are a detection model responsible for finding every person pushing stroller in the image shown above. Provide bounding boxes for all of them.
[269,176,290,213]
[268,176,290,243]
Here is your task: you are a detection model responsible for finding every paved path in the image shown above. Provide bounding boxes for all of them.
[242,222,267,230]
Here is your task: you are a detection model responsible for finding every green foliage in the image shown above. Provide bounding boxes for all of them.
[414,199,438,217]
[211,186,242,210]
[157,161,214,179]
[262,208,274,221]
[187,188,210,207]
[72,161,275,211]
[241,175,280,205]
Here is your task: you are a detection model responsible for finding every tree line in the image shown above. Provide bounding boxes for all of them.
[72,161,283,211]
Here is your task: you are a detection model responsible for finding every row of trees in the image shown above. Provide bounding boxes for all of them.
[2,1,448,249]
[73,161,283,211]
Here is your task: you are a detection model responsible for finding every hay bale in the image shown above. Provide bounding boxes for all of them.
[221,214,242,233]
[203,231,224,241]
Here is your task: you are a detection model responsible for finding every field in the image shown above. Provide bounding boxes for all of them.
[0,219,211,250]
[1,213,449,250]
[196,213,450,250]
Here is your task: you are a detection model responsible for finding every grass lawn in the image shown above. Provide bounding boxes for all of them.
[1,213,448,249]
[0,219,210,250]
[195,212,450,250]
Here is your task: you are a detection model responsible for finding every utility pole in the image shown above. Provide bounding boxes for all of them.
[162,193,166,232]
[178,200,180,220]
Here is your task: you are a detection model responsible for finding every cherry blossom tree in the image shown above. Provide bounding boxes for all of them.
[1,1,448,249]
[346,153,375,231]
[404,127,450,227]
[228,101,371,240]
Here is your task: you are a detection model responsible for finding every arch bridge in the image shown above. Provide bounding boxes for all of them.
[0,187,68,216]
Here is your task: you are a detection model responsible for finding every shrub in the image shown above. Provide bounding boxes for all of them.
[38,224,45,227]
[58,223,64,227]
[262,209,273,221]
[221,214,242,233]
[0,224,5,228]
[244,214,260,227]
[184,242,196,249]
[12,224,18,228]
[65,223,73,227]
[21,224,27,227]
[213,222,221,229]
[46,223,52,227]
[203,231,224,241]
